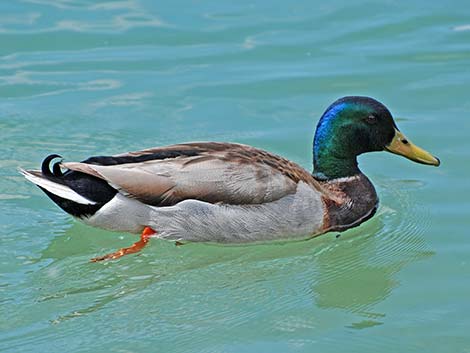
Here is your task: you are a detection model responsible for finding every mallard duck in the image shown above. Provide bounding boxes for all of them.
[21,96,439,261]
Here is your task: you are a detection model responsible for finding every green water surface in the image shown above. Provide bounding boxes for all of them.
[1,1,469,352]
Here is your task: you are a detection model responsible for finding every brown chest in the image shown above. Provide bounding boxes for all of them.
[319,174,378,232]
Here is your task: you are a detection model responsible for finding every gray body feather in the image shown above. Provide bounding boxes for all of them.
[84,182,325,243]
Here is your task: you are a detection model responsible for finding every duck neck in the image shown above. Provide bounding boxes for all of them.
[311,105,362,180]
[312,154,360,180]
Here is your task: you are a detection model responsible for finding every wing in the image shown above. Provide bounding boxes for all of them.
[62,142,320,207]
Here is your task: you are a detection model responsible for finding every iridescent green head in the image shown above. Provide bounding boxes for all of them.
[313,96,440,180]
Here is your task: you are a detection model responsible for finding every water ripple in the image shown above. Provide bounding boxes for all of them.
[309,178,434,318]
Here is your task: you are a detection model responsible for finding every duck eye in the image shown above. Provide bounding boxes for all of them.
[365,115,378,124]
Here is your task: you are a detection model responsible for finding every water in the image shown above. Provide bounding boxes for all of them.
[1,0,469,352]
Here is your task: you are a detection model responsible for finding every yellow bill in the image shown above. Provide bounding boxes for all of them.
[385,129,440,166]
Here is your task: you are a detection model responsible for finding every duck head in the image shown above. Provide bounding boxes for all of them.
[313,96,440,180]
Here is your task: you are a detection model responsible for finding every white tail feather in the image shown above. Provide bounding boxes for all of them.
[20,168,96,205]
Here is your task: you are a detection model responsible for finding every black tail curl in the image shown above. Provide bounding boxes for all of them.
[38,154,117,218]
[41,154,64,177]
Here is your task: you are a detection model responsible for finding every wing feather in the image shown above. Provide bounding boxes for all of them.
[62,142,319,206]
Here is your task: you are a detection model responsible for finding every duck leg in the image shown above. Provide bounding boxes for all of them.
[90,226,156,262]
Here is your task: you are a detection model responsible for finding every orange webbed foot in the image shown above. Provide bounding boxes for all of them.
[91,226,156,262]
